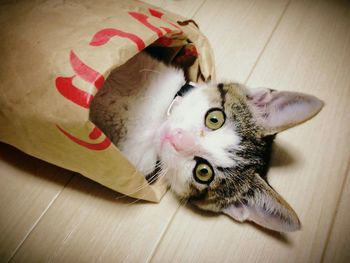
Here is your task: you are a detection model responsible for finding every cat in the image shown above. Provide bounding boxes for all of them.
[89,52,324,232]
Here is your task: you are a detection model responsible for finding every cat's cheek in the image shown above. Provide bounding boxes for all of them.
[158,141,176,162]
[167,177,191,198]
[166,168,194,198]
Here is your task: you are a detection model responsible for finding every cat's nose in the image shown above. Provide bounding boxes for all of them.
[167,128,197,155]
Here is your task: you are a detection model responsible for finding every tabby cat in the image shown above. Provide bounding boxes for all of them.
[90,52,323,232]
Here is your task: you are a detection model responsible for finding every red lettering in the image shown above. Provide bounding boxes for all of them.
[55,76,93,109]
[56,8,186,151]
[70,51,105,90]
[89,126,102,140]
[148,8,182,31]
[148,8,163,18]
[89,28,145,51]
[128,12,167,37]
[57,125,111,151]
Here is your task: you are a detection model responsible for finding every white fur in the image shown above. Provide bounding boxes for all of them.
[118,57,185,175]
[111,54,241,196]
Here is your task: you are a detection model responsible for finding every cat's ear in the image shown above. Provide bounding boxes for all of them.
[248,88,324,135]
[223,175,301,232]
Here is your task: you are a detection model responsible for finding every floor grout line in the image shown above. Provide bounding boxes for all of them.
[191,0,207,19]
[145,201,182,263]
[244,0,292,84]
[7,173,75,263]
[320,159,350,263]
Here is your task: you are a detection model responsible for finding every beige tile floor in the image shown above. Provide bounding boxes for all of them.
[1,0,350,262]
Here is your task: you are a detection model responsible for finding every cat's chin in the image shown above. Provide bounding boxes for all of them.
[158,140,180,165]
[158,141,193,197]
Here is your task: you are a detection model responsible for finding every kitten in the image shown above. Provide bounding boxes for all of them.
[90,52,323,232]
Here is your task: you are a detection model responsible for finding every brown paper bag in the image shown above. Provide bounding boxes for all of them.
[0,0,215,202]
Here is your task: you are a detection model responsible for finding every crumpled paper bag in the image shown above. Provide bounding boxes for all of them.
[0,0,215,202]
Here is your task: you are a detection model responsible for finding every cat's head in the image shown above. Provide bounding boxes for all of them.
[158,82,323,232]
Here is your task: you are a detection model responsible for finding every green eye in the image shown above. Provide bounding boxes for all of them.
[205,108,225,130]
[194,163,214,184]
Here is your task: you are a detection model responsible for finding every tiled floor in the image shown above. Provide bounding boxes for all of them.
[1,0,350,262]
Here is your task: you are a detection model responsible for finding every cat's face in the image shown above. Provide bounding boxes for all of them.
[157,82,323,232]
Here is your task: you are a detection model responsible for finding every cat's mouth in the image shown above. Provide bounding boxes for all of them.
[157,134,179,167]
[160,132,179,152]
[160,138,178,155]
[159,126,199,157]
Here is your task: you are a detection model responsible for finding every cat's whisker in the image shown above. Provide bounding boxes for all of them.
[114,177,157,199]
[127,94,162,105]
[169,169,179,192]
[113,175,158,201]
[146,166,166,185]
[113,161,168,200]
[139,68,161,74]
[124,196,143,206]
[178,195,189,208]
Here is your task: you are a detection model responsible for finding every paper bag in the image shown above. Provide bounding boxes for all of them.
[0,0,215,202]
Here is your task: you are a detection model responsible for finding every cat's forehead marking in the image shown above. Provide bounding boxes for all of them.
[217,83,227,109]
[221,83,248,103]
[219,83,262,138]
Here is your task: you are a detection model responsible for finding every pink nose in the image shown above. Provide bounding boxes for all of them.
[163,128,197,155]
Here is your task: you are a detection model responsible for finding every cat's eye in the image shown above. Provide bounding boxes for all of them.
[205,108,225,130]
[193,162,214,184]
